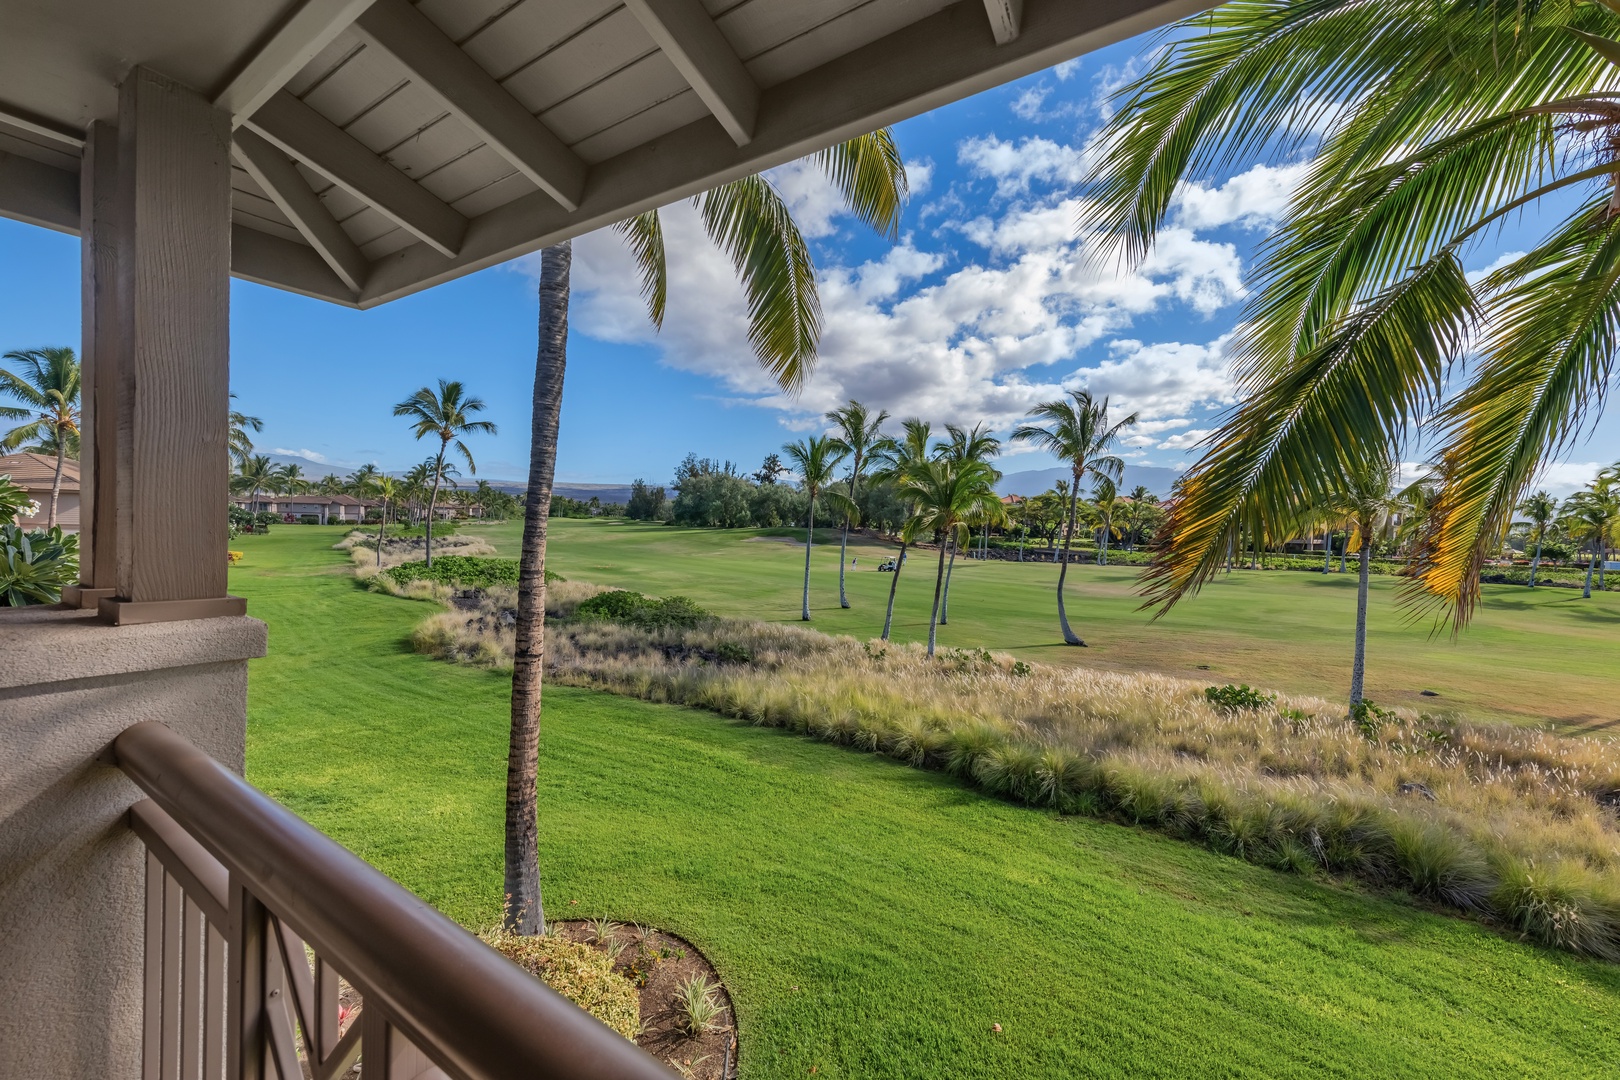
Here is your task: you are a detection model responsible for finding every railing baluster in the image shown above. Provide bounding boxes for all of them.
[144,852,165,1080]
[228,875,267,1080]
[263,941,304,1080]
[272,917,317,1055]
[313,956,339,1063]
[163,872,185,1080]
[205,921,227,1080]
[183,897,206,1080]
[362,1000,392,1080]
[313,1020,363,1080]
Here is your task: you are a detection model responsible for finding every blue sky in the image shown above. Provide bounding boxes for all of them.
[2,29,1617,493]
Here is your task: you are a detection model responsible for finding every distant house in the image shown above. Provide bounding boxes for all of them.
[0,451,80,531]
[231,493,374,524]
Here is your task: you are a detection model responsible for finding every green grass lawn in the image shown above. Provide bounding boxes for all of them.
[469,518,1620,732]
[236,526,1620,1078]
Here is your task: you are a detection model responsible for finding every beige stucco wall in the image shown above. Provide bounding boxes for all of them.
[16,490,81,531]
[0,607,266,1080]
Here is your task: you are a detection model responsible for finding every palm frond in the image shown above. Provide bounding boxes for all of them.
[612,210,667,328]
[812,129,909,240]
[1408,190,1620,623]
[1140,253,1476,614]
[697,174,822,393]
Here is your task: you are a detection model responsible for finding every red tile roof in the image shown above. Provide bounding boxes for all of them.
[0,452,80,493]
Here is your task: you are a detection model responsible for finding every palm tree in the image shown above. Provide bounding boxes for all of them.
[871,419,933,641]
[935,423,1000,624]
[232,454,277,517]
[346,464,380,493]
[229,393,262,469]
[400,461,433,524]
[276,462,309,495]
[370,475,399,568]
[317,473,344,496]
[782,435,849,621]
[1011,391,1138,645]
[1320,456,1403,709]
[503,133,909,935]
[393,379,495,566]
[1563,483,1620,598]
[826,400,893,609]
[1516,490,1559,587]
[898,458,999,656]
[0,347,80,528]
[1082,1,1620,625]
[1093,478,1120,566]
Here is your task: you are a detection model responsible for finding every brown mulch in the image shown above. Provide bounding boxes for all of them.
[551,919,738,1079]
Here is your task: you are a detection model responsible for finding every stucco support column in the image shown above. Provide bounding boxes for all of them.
[98,67,241,625]
[0,609,266,1080]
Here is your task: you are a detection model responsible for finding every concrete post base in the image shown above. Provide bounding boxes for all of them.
[0,607,267,1080]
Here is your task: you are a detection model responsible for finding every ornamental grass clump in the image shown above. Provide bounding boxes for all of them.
[534,609,1620,961]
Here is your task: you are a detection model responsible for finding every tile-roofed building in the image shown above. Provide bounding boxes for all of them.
[0,450,80,530]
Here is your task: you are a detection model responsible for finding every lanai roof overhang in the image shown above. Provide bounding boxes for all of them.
[0,0,1207,310]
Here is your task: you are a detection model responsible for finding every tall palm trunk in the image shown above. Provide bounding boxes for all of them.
[424,446,446,566]
[506,240,570,935]
[47,439,64,528]
[1349,535,1372,708]
[1584,544,1597,598]
[1529,534,1543,587]
[881,540,907,640]
[1322,529,1332,572]
[376,502,386,569]
[939,539,956,624]
[1338,539,1348,573]
[801,500,815,620]
[838,468,860,609]
[1056,483,1084,646]
[1099,525,1110,566]
[927,535,948,657]
[838,520,851,608]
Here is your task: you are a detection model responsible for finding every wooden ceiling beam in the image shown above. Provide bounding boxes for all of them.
[213,0,380,126]
[245,90,467,257]
[983,0,1024,45]
[354,0,586,211]
[624,0,759,148]
[232,127,367,294]
[360,0,1211,307]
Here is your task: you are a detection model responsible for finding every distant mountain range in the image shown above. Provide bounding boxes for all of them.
[265,449,1177,504]
[263,454,632,504]
[997,465,1180,499]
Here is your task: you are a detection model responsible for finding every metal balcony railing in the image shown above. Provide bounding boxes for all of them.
[115,721,675,1080]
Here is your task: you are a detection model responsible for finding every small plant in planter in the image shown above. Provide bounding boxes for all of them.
[674,973,725,1037]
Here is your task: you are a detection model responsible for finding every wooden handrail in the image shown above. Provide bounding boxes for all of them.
[116,720,675,1080]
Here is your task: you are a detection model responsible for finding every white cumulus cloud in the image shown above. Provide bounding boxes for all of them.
[1171,162,1310,232]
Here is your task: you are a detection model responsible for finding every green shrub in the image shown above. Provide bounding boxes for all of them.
[384,520,459,540]
[1204,684,1274,713]
[714,641,753,664]
[1351,698,1397,739]
[573,589,710,630]
[0,524,78,606]
[386,556,559,591]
